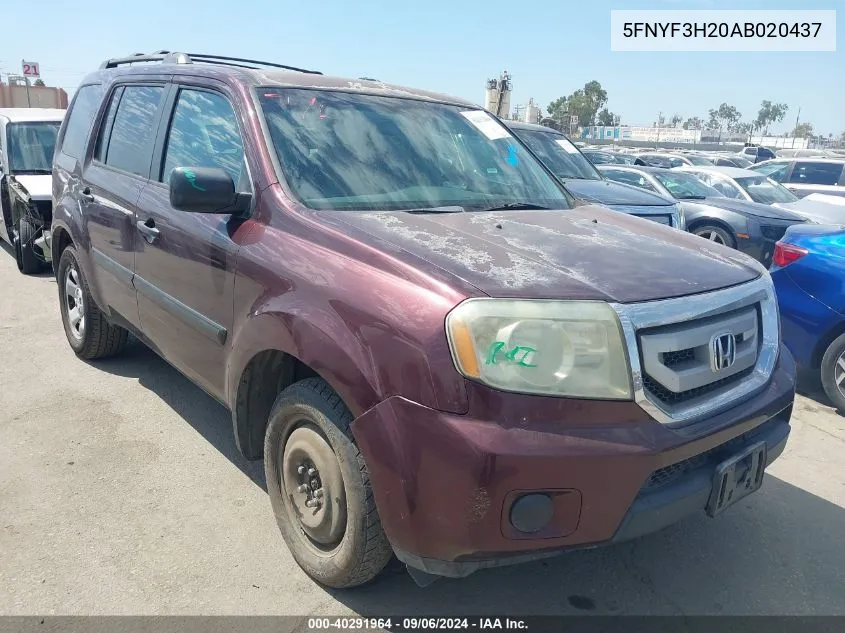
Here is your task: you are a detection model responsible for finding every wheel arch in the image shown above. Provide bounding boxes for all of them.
[227,309,383,461]
[812,319,845,369]
[686,215,740,246]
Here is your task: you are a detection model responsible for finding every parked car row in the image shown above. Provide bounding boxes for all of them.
[0,53,839,592]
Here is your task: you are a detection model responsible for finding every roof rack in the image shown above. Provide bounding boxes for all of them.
[99,50,322,75]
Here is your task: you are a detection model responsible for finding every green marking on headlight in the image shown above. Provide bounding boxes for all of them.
[486,341,537,367]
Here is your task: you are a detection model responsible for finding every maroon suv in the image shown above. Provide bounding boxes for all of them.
[50,51,795,588]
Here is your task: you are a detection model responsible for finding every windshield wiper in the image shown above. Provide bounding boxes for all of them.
[403,205,465,214]
[478,202,551,212]
[677,195,707,200]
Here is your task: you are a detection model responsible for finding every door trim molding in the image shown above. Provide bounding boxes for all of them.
[92,247,133,287]
[133,274,228,346]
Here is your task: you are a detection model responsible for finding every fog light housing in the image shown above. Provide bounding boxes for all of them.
[509,493,554,533]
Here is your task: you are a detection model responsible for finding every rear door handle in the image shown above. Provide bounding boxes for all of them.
[136,218,160,244]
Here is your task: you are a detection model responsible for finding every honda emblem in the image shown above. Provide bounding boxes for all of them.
[710,333,737,373]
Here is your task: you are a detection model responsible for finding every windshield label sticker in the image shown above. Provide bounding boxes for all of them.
[460,110,512,140]
[506,144,520,167]
[555,139,580,154]
[486,341,537,367]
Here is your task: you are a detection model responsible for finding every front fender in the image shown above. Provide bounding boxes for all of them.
[226,306,382,419]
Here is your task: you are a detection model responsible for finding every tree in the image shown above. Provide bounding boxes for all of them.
[670,114,683,128]
[707,103,742,141]
[793,122,814,138]
[547,81,608,128]
[597,108,618,126]
[754,101,788,138]
[682,116,703,130]
[33,78,45,87]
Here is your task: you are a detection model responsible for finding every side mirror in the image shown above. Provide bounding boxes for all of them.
[169,166,251,215]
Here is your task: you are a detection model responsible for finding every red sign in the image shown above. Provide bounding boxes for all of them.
[22,61,40,78]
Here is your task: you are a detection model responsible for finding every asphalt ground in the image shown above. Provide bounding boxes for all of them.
[1,243,843,616]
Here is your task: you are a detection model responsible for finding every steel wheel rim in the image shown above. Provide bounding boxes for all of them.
[696,229,726,245]
[836,351,845,398]
[64,265,85,340]
[280,424,347,550]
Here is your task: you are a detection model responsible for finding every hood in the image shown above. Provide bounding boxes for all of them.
[774,194,845,225]
[563,178,674,207]
[10,174,52,200]
[698,196,806,221]
[324,206,762,303]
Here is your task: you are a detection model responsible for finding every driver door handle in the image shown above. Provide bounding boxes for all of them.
[136,218,160,244]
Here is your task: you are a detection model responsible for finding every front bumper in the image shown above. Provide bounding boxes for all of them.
[351,344,795,578]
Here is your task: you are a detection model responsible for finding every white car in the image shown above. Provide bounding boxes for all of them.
[749,158,845,199]
[0,108,65,273]
[673,165,800,206]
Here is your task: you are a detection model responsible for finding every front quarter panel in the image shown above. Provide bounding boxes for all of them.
[227,193,471,420]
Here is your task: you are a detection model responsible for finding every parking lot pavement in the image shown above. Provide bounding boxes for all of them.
[0,244,843,617]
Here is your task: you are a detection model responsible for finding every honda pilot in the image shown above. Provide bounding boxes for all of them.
[51,51,795,588]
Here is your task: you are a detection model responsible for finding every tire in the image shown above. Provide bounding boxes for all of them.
[692,224,736,249]
[264,378,392,588]
[56,245,129,360]
[16,216,42,274]
[820,332,845,412]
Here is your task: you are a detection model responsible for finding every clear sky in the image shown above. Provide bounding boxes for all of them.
[1,0,841,135]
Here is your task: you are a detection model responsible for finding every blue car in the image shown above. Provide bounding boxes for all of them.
[770,224,845,410]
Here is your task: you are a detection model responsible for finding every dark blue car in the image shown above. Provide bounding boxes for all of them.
[771,224,845,410]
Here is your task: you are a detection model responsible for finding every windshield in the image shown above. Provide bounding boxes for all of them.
[652,171,724,199]
[258,89,570,211]
[515,129,602,180]
[6,122,61,173]
[735,175,799,204]
[686,154,714,166]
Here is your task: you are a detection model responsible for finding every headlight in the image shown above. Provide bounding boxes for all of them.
[674,202,686,231]
[446,299,632,399]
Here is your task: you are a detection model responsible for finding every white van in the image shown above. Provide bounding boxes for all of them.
[0,108,65,273]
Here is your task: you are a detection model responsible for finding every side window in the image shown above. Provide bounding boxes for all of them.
[59,84,103,159]
[160,89,246,191]
[669,158,684,168]
[751,161,789,182]
[788,162,844,186]
[94,87,123,162]
[744,147,757,156]
[103,85,165,177]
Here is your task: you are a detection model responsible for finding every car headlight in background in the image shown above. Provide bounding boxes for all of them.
[446,299,632,399]
[674,202,686,231]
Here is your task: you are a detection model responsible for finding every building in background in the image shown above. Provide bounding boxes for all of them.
[0,79,68,109]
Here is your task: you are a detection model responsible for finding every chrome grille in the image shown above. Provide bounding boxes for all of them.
[638,306,760,408]
[611,276,780,425]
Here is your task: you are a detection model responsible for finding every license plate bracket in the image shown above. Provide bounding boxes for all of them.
[706,440,767,517]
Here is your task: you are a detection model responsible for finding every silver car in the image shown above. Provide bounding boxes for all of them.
[673,166,800,205]
[749,158,845,199]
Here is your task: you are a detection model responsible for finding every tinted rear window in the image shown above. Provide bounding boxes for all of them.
[103,85,165,177]
[60,84,103,159]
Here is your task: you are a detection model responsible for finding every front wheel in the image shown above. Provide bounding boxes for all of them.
[821,332,845,413]
[692,224,736,249]
[15,216,42,274]
[264,378,392,588]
